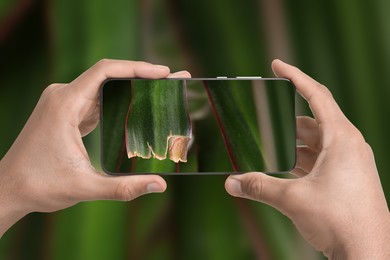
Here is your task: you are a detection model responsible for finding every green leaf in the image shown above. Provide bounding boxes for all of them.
[102,80,133,174]
[126,79,192,163]
[264,81,296,171]
[203,80,264,172]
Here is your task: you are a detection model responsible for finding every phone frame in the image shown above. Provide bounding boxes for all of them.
[100,77,297,175]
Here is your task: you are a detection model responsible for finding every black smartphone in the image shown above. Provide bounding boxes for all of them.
[100,78,296,175]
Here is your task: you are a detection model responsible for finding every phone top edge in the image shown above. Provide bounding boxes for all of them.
[100,77,290,81]
[99,170,292,176]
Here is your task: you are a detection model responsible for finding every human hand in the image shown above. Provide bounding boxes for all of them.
[0,59,190,237]
[225,60,390,259]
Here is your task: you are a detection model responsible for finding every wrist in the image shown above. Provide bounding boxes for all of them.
[0,159,30,237]
[333,214,390,259]
[0,198,29,238]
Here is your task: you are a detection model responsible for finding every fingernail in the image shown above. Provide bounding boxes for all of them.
[156,65,169,71]
[147,182,164,193]
[226,178,242,195]
[173,70,188,74]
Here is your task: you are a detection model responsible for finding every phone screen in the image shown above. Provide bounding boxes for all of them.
[100,78,296,174]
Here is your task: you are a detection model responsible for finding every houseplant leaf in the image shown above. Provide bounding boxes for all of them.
[102,80,134,173]
[264,81,296,170]
[126,79,192,163]
[203,80,265,172]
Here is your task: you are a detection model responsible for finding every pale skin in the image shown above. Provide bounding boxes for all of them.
[0,59,190,237]
[0,59,388,259]
[225,60,390,259]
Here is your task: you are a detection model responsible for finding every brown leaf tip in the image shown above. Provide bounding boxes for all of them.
[168,136,191,163]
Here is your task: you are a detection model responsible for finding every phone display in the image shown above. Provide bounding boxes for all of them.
[100,78,296,174]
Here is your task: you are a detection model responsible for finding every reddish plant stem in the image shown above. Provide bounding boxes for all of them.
[115,82,133,173]
[125,81,134,160]
[234,198,272,260]
[130,157,137,173]
[203,81,239,172]
[115,140,126,173]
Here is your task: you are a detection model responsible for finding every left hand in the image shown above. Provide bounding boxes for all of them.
[0,59,191,237]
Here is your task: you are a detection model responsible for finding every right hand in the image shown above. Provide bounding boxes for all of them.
[225,59,390,259]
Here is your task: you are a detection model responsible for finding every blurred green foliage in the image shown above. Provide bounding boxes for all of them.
[1,0,389,259]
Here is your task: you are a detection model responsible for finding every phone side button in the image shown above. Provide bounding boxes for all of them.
[236,76,262,79]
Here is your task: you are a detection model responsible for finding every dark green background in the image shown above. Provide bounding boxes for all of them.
[1,0,389,259]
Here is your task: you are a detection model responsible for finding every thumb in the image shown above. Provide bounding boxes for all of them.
[77,173,167,202]
[225,172,290,210]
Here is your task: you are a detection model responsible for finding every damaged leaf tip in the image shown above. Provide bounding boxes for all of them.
[168,136,191,163]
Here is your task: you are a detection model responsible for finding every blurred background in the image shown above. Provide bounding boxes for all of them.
[1,0,389,259]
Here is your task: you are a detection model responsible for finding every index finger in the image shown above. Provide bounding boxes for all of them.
[69,59,171,99]
[272,59,347,126]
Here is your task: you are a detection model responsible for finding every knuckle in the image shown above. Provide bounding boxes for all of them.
[364,142,375,158]
[317,84,333,98]
[42,83,60,96]
[364,142,373,153]
[94,59,112,71]
[97,58,111,66]
[331,122,365,145]
[114,181,136,201]
[344,126,365,145]
[40,87,62,111]
[351,129,365,143]
[243,175,262,199]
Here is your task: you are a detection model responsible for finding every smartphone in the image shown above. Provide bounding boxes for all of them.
[100,78,296,175]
